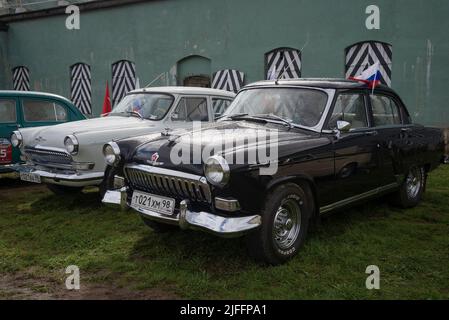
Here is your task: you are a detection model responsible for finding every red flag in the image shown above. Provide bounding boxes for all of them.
[102,81,112,116]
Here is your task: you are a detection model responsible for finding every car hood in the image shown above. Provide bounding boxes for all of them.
[20,116,159,149]
[129,120,330,176]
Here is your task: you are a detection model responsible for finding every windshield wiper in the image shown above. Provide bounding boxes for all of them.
[216,113,248,120]
[126,111,144,119]
[114,111,144,119]
[251,114,294,129]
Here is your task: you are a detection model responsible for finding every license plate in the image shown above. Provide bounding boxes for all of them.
[20,172,41,184]
[131,191,175,216]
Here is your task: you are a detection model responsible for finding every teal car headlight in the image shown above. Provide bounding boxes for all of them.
[204,155,230,187]
[11,131,23,148]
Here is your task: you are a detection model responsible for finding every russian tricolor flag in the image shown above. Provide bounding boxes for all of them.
[350,62,381,89]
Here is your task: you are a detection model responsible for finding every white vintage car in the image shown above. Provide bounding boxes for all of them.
[12,87,235,195]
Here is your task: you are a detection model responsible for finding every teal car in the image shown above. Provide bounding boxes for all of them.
[0,91,85,173]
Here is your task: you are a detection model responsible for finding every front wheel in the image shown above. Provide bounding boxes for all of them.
[245,182,313,265]
[47,184,83,195]
[393,166,426,208]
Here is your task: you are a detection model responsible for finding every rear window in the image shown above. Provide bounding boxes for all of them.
[22,99,68,122]
[0,100,17,123]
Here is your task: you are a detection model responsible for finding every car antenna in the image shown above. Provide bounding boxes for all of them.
[275,33,310,84]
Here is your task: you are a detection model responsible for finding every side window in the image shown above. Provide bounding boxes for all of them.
[0,100,17,123]
[22,99,68,122]
[172,97,209,121]
[328,93,368,130]
[370,95,402,126]
[212,98,232,117]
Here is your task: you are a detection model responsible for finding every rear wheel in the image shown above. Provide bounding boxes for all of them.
[393,166,426,208]
[47,184,83,195]
[141,216,178,233]
[245,182,313,265]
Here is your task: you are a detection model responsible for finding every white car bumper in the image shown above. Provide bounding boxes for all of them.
[16,165,104,187]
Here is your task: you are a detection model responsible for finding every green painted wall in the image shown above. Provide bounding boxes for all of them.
[0,0,448,126]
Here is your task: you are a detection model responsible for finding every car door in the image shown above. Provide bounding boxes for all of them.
[326,90,382,204]
[0,96,20,166]
[20,97,70,128]
[367,92,410,186]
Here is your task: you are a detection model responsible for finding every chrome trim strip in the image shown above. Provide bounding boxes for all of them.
[319,183,399,214]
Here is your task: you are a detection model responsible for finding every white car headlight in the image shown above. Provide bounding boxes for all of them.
[103,142,121,167]
[11,131,23,148]
[64,135,79,155]
[204,155,230,187]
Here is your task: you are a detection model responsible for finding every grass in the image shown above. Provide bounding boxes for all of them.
[0,166,448,299]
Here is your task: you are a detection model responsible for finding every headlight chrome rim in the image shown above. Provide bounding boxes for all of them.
[204,155,230,187]
[64,135,79,155]
[11,131,23,148]
[103,142,121,167]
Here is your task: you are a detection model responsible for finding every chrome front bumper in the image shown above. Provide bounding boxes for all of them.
[16,165,104,187]
[102,188,262,238]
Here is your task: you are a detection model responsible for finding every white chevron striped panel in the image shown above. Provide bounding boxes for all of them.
[70,63,92,115]
[112,60,136,106]
[265,48,301,80]
[345,41,393,87]
[211,69,245,93]
[12,66,30,91]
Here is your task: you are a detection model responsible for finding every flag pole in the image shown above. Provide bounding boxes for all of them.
[371,72,376,96]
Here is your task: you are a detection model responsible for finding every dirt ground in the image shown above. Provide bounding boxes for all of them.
[0,271,179,300]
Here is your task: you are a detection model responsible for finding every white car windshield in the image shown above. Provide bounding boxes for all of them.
[110,93,174,120]
[223,88,328,128]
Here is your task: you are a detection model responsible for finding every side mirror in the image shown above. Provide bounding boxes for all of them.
[337,120,351,133]
[171,113,179,120]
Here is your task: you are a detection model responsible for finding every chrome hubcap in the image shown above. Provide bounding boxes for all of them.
[406,167,422,199]
[272,198,301,250]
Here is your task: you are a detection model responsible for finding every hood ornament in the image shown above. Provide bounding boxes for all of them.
[35,136,46,143]
[161,128,172,137]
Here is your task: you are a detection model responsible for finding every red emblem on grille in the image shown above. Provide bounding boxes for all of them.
[151,153,159,162]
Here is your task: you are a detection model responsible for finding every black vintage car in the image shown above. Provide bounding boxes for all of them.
[102,79,445,265]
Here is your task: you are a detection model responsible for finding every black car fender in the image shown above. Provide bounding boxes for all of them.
[263,174,319,219]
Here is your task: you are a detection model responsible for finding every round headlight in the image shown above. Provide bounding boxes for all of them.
[11,131,23,148]
[103,142,121,167]
[204,155,230,187]
[64,135,79,155]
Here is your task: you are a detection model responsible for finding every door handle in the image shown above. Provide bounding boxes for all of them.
[365,130,378,136]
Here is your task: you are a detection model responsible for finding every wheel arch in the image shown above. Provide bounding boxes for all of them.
[264,175,319,219]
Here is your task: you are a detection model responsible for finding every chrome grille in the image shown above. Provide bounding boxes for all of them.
[125,164,212,203]
[25,147,73,167]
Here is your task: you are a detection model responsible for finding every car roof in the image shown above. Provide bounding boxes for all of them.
[0,90,75,104]
[129,86,236,97]
[244,78,394,92]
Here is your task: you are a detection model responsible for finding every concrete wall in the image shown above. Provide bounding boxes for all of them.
[0,0,448,126]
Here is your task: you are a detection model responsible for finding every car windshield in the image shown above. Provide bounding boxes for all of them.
[223,88,328,128]
[110,93,174,120]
